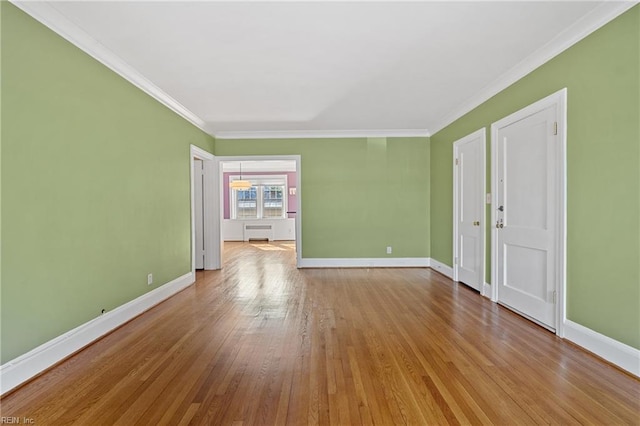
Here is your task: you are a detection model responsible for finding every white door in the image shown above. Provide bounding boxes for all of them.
[194,159,205,269]
[191,146,220,271]
[453,129,485,292]
[492,93,564,330]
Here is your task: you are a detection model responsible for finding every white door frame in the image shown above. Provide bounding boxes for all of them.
[453,128,487,296]
[490,88,567,336]
[217,155,302,268]
[190,145,221,274]
[194,158,205,269]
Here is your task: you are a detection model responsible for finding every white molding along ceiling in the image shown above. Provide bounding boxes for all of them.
[427,1,637,134]
[221,160,297,173]
[11,1,208,133]
[215,129,432,140]
[11,1,637,138]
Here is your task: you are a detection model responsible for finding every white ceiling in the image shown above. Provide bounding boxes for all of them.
[14,1,635,138]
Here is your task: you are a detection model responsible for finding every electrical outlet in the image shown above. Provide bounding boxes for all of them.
[386,246,392,254]
[147,273,153,285]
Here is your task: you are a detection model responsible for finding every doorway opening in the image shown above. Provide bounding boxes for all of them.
[218,156,301,268]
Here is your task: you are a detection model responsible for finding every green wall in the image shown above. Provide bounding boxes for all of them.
[430,6,639,349]
[0,4,214,363]
[215,137,430,259]
[1,0,637,366]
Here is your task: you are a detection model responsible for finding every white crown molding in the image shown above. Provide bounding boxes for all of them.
[10,0,209,135]
[429,1,638,135]
[13,1,635,141]
[564,320,639,377]
[0,272,194,396]
[221,160,296,172]
[215,129,431,140]
[299,257,430,268]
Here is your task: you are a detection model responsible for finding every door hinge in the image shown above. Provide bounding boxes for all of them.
[455,158,459,166]
[553,122,558,136]
[552,291,557,304]
[454,257,458,265]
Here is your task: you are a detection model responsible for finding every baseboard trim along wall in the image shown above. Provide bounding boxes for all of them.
[2,269,637,396]
[0,272,195,396]
[482,282,492,299]
[429,258,454,279]
[563,320,639,377]
[298,258,431,268]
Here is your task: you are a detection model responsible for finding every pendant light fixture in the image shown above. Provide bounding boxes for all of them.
[229,162,252,190]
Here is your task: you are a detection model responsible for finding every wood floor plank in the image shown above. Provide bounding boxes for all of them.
[1,241,638,425]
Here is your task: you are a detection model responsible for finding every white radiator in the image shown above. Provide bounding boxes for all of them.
[243,224,274,241]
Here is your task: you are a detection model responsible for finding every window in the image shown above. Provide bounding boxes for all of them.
[230,175,287,220]
[236,187,258,219]
[262,186,284,218]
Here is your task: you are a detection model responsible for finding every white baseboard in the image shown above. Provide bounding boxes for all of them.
[298,257,430,268]
[482,282,492,299]
[0,272,195,396]
[563,320,639,377]
[429,258,453,279]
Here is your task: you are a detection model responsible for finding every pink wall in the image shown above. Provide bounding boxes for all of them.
[223,171,297,219]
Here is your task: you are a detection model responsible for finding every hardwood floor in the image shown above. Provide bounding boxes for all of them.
[2,241,638,425]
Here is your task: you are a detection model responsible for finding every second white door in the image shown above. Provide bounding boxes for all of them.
[454,129,485,292]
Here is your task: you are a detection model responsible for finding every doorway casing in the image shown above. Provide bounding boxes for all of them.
[217,155,302,268]
[190,145,221,273]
